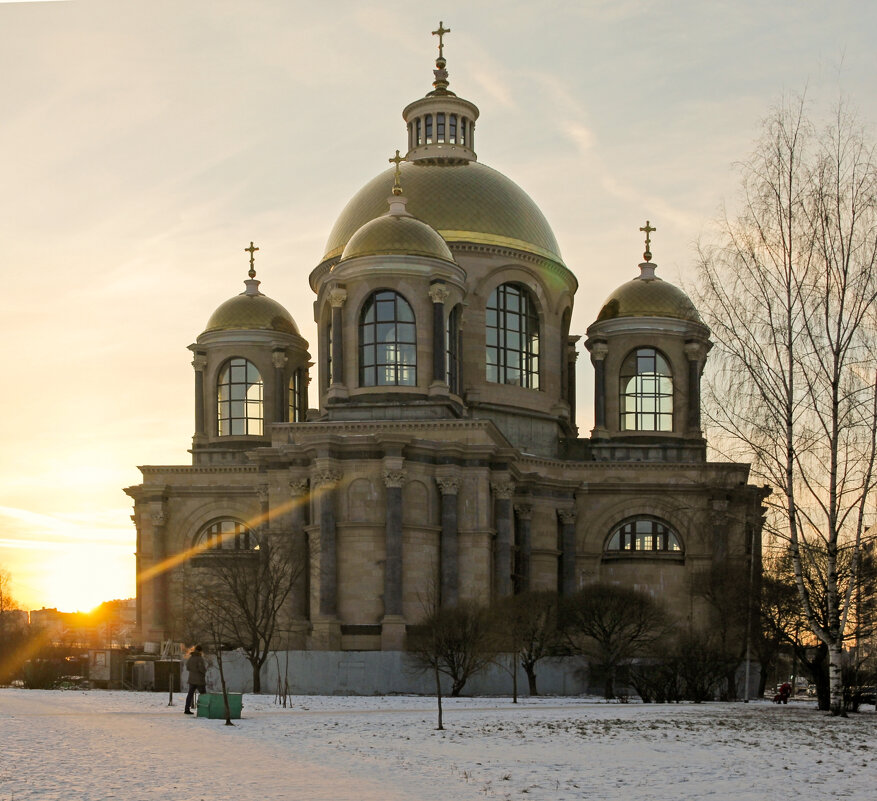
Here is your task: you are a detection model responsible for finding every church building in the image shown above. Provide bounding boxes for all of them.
[126,26,766,674]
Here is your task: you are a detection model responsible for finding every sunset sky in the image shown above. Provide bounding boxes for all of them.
[1,0,874,612]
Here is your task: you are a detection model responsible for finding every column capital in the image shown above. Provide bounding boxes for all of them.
[435,477,459,495]
[289,479,310,497]
[491,481,515,500]
[312,468,341,489]
[588,341,609,361]
[272,351,288,370]
[150,511,166,528]
[428,282,450,304]
[514,503,533,521]
[191,353,208,372]
[558,508,577,525]
[256,485,270,505]
[328,287,348,308]
[383,469,407,489]
[684,341,707,361]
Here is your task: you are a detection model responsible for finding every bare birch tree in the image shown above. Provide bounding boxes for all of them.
[695,96,877,714]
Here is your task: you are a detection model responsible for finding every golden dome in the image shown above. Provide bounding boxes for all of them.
[204,291,300,336]
[596,276,703,324]
[322,160,563,266]
[340,211,455,264]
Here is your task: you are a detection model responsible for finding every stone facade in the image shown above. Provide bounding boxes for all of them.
[126,33,767,663]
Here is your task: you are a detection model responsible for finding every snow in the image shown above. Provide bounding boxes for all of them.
[1,690,874,801]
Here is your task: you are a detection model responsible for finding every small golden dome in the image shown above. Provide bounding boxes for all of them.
[596,275,703,324]
[340,212,455,264]
[322,160,563,267]
[204,292,300,335]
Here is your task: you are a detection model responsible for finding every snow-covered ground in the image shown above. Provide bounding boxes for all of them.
[1,689,874,801]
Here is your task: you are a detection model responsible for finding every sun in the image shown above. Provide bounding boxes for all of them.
[39,548,134,612]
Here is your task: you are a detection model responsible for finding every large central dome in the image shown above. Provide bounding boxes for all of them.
[320,160,564,268]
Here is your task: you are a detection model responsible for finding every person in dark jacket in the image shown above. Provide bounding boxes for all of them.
[184,645,207,715]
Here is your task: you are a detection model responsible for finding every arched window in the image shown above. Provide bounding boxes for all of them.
[289,369,303,422]
[620,348,672,431]
[486,283,540,388]
[197,519,258,552]
[360,290,417,386]
[218,358,263,435]
[606,518,682,553]
[446,304,461,394]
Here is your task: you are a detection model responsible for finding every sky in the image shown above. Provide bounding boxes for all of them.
[1,0,875,612]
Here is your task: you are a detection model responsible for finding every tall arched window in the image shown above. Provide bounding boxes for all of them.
[606,518,682,553]
[620,348,672,431]
[218,358,263,435]
[486,283,540,389]
[197,519,257,552]
[360,291,417,386]
[446,304,461,394]
[289,369,303,422]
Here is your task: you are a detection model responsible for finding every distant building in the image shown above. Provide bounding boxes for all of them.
[126,28,767,687]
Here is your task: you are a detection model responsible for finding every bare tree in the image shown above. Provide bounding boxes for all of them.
[695,96,877,714]
[559,583,667,699]
[184,532,301,694]
[490,591,561,698]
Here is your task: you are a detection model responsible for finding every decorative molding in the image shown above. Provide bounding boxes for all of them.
[588,341,609,361]
[684,341,707,361]
[491,481,515,500]
[382,469,407,488]
[435,477,459,495]
[328,287,348,308]
[272,351,288,370]
[191,354,208,372]
[256,486,270,504]
[150,511,166,527]
[428,283,451,304]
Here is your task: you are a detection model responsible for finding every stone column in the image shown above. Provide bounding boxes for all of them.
[272,350,288,424]
[288,479,310,637]
[191,352,207,442]
[684,341,706,435]
[429,282,450,385]
[589,341,609,437]
[133,513,142,631]
[312,468,340,618]
[558,508,578,596]
[436,477,459,607]
[256,486,270,545]
[491,480,515,598]
[328,287,347,400]
[150,509,168,631]
[514,504,533,593]
[567,337,580,432]
[382,467,407,649]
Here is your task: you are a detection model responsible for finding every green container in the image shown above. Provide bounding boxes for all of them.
[196,692,243,719]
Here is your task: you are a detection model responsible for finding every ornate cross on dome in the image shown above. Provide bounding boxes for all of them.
[245,241,259,278]
[432,21,450,59]
[389,150,404,196]
[639,220,656,262]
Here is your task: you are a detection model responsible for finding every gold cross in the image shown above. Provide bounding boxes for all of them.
[389,150,404,196]
[432,21,450,59]
[639,221,655,261]
[245,241,259,277]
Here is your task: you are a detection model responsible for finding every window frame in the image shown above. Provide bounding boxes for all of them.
[604,517,683,555]
[619,347,673,432]
[217,357,263,436]
[359,290,418,387]
[485,282,541,389]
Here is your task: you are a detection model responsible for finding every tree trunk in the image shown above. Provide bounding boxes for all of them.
[434,664,443,730]
[511,653,518,703]
[252,661,261,694]
[525,663,538,696]
[604,665,615,700]
[828,643,846,716]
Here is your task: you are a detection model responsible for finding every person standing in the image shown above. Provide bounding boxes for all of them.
[184,645,207,715]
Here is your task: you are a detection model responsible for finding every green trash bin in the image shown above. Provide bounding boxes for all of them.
[196,692,243,719]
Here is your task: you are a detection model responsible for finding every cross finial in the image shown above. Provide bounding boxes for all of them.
[389,150,404,196]
[245,241,259,278]
[432,21,450,60]
[639,220,656,262]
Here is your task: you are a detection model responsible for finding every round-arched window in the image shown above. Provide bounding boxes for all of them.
[197,519,258,552]
[360,291,417,386]
[217,358,263,435]
[606,518,682,553]
[619,348,672,431]
[486,282,540,389]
